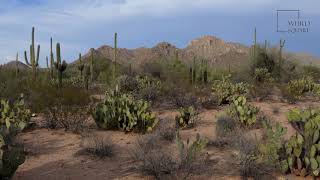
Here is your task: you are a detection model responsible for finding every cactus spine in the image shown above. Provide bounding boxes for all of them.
[24,27,40,80]
[113,32,118,81]
[54,43,67,88]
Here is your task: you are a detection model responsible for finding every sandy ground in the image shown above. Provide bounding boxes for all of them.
[12,100,320,180]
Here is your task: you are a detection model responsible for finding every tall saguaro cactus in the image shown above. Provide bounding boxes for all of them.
[54,43,67,88]
[78,53,84,79]
[24,27,40,80]
[113,32,118,81]
[90,49,94,82]
[192,56,196,84]
[203,60,208,84]
[279,39,286,76]
[49,38,55,79]
[15,53,19,78]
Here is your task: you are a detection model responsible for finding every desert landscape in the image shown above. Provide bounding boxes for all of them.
[0,25,320,180]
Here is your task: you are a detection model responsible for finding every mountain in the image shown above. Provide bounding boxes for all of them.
[74,35,320,69]
[0,61,29,70]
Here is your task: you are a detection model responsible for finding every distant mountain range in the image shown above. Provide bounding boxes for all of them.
[2,35,320,70]
[0,60,29,70]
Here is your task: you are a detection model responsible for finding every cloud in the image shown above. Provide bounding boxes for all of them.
[0,0,319,65]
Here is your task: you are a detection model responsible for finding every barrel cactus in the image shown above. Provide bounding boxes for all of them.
[212,75,249,105]
[227,96,259,126]
[175,106,198,128]
[92,88,158,133]
[280,108,320,177]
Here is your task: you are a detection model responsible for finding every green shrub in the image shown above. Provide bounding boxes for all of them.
[92,88,158,133]
[227,96,259,126]
[280,108,320,177]
[0,95,31,179]
[175,106,198,128]
[212,75,249,105]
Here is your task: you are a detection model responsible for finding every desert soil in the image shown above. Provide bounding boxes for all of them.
[12,101,320,180]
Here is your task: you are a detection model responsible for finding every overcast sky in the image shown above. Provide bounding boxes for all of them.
[0,0,319,66]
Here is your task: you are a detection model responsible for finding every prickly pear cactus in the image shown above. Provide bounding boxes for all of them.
[92,88,158,133]
[0,95,30,179]
[227,96,259,126]
[0,94,31,131]
[175,106,199,128]
[212,75,249,105]
[280,108,320,177]
[287,76,320,98]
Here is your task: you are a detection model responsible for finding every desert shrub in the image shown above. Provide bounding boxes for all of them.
[44,106,90,133]
[302,65,320,80]
[231,132,264,179]
[175,133,208,179]
[279,108,320,177]
[92,88,158,133]
[132,133,208,180]
[253,68,274,84]
[215,114,237,138]
[0,96,31,179]
[132,134,176,179]
[227,96,259,127]
[135,75,162,102]
[286,76,320,99]
[175,106,199,128]
[119,75,162,102]
[253,47,277,75]
[80,134,114,158]
[157,121,176,142]
[212,75,249,105]
[26,83,91,113]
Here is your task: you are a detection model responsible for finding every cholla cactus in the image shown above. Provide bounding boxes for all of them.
[24,27,40,80]
[54,43,67,88]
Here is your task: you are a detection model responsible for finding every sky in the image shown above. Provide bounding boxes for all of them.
[0,0,319,66]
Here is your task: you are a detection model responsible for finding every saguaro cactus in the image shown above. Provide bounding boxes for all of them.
[54,43,67,88]
[78,53,84,79]
[84,65,90,90]
[49,38,55,79]
[24,27,40,80]
[279,39,286,76]
[15,52,19,78]
[113,32,118,81]
[90,49,94,82]
[203,60,208,84]
[192,56,196,84]
[46,56,50,79]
